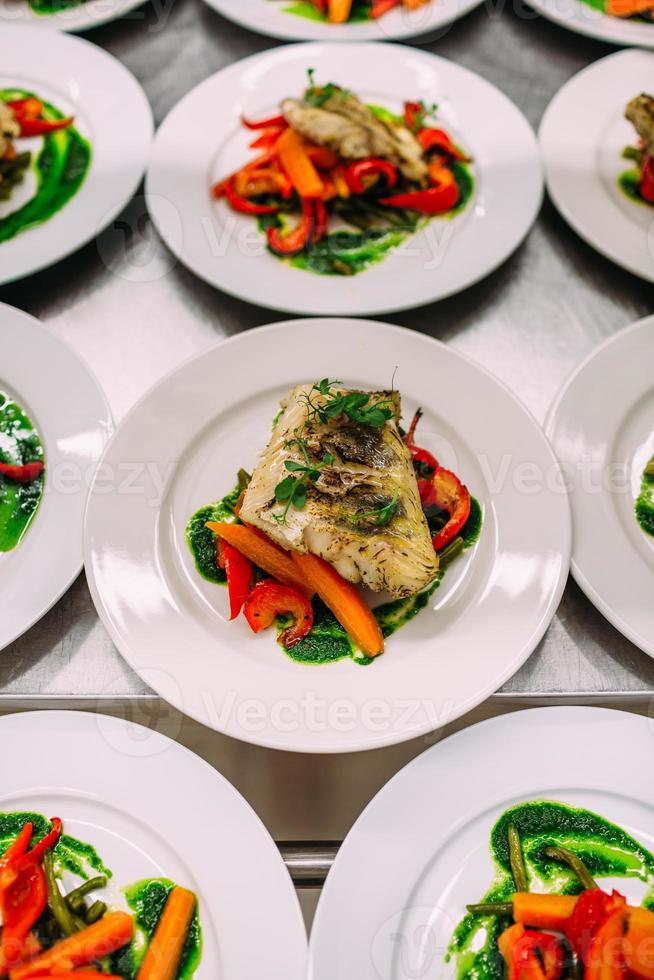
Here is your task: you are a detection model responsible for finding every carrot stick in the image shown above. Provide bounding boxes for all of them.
[10,912,133,979]
[605,0,654,14]
[498,923,525,965]
[136,887,196,980]
[513,893,578,930]
[291,552,384,657]
[328,0,354,19]
[206,523,313,597]
[276,128,324,199]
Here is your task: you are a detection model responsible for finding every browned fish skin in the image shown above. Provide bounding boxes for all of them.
[626,94,654,155]
[240,384,439,598]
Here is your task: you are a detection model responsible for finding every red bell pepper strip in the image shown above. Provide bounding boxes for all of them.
[417,478,436,507]
[345,158,398,194]
[243,580,313,648]
[267,199,314,256]
[1,824,33,866]
[6,98,43,119]
[640,154,654,203]
[565,890,627,964]
[25,817,62,863]
[431,467,471,551]
[223,178,281,215]
[313,198,328,243]
[217,539,253,620]
[0,462,43,483]
[418,127,470,162]
[249,127,285,150]
[586,908,628,980]
[241,113,286,130]
[381,168,459,215]
[16,117,73,137]
[405,408,439,474]
[0,858,47,964]
[509,932,564,980]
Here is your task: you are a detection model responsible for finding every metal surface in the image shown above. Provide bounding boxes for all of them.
[1,0,654,880]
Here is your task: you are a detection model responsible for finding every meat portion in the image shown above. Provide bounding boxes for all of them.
[281,92,428,183]
[626,94,654,155]
[240,384,439,598]
[0,102,20,159]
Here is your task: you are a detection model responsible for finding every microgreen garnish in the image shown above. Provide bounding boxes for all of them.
[273,438,334,524]
[302,379,396,429]
[406,100,439,133]
[305,70,347,108]
[348,492,400,529]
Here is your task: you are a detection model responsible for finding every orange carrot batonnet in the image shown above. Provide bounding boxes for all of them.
[605,0,654,15]
[276,127,324,199]
[9,912,133,980]
[206,522,313,597]
[136,886,197,980]
[291,551,384,657]
[512,893,578,930]
[328,0,354,20]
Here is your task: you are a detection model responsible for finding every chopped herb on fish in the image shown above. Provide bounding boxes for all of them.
[273,437,335,524]
[347,491,400,528]
[302,381,396,428]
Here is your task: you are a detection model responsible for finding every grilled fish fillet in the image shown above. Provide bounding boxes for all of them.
[281,93,428,183]
[240,384,439,598]
[626,94,654,155]
[0,102,19,159]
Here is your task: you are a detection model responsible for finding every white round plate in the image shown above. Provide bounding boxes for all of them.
[309,705,654,980]
[205,0,484,42]
[0,303,112,651]
[0,0,146,32]
[0,26,153,286]
[528,0,654,49]
[540,49,654,284]
[0,710,307,980]
[84,318,570,754]
[547,315,654,657]
[146,42,542,316]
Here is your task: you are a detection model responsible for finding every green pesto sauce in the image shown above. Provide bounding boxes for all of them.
[111,879,202,980]
[636,455,654,538]
[449,801,654,980]
[0,391,44,553]
[0,89,91,244]
[0,812,111,879]
[187,481,482,666]
[282,0,371,20]
[29,0,88,12]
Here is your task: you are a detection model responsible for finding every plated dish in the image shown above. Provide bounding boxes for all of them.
[212,74,472,278]
[540,49,654,283]
[203,0,485,41]
[309,706,654,979]
[0,0,147,33]
[527,0,654,48]
[84,318,570,753]
[0,812,201,978]
[0,711,307,980]
[547,314,654,657]
[0,27,153,286]
[146,42,542,315]
[0,303,111,652]
[622,95,654,207]
[188,381,481,665]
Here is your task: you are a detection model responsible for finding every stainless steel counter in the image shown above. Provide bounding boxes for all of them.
[1,0,653,927]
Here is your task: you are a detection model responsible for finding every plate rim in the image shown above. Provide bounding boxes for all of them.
[0,24,154,286]
[145,41,544,317]
[0,302,113,651]
[309,704,654,977]
[527,0,654,47]
[0,708,308,979]
[545,313,654,658]
[83,316,572,754]
[0,0,148,32]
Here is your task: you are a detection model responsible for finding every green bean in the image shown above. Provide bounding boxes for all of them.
[466,902,513,916]
[508,823,529,892]
[438,537,465,568]
[543,846,597,890]
[85,900,107,925]
[332,259,354,276]
[64,874,108,910]
[44,851,78,937]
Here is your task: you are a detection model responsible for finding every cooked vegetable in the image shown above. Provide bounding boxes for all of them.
[328,0,353,19]
[267,198,315,255]
[217,539,253,619]
[507,824,528,892]
[10,911,133,978]
[276,126,324,198]
[206,521,313,596]
[431,467,472,552]
[513,893,579,930]
[243,580,314,647]
[0,462,43,484]
[43,850,78,938]
[135,886,196,980]
[543,845,597,889]
[291,551,384,657]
